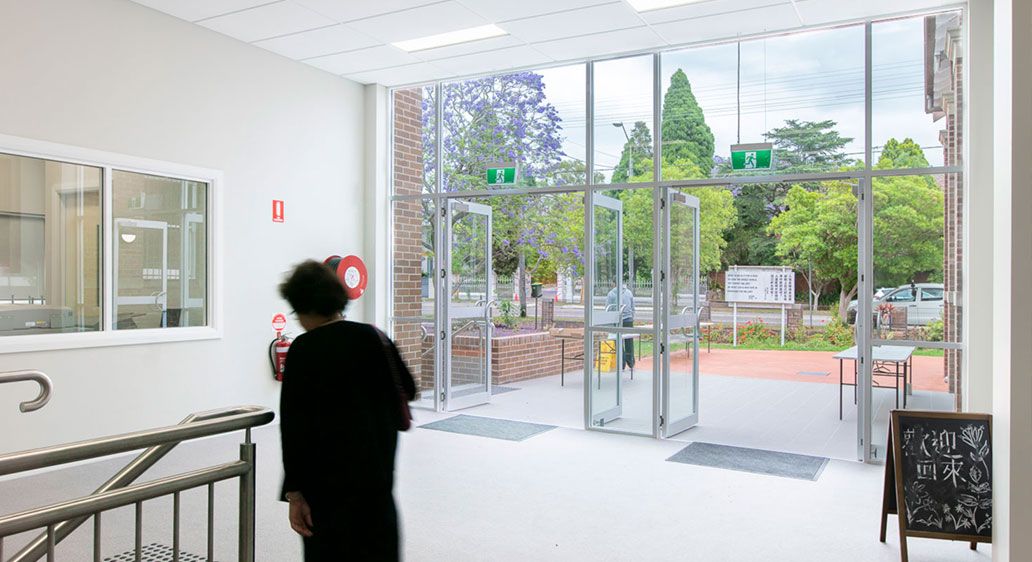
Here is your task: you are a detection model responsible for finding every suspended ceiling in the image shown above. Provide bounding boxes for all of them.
[129,0,962,86]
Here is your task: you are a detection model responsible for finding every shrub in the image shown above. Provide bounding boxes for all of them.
[823,318,855,347]
[497,300,519,330]
[925,317,944,342]
[738,320,775,346]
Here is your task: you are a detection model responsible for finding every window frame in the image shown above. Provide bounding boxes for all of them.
[0,133,222,354]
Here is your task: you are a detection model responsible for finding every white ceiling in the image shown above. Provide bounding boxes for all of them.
[129,0,960,86]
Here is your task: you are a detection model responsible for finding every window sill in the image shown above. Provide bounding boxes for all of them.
[0,327,222,355]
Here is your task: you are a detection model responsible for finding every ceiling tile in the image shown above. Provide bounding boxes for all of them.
[457,0,608,22]
[500,3,644,44]
[431,45,553,76]
[253,23,380,59]
[199,1,336,42]
[346,1,489,43]
[305,45,419,74]
[345,62,446,85]
[640,0,790,24]
[130,0,274,22]
[293,0,441,22]
[793,0,956,25]
[649,3,800,45]
[531,26,666,61]
[410,34,525,61]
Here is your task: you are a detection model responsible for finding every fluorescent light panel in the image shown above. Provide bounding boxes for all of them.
[393,24,507,52]
[625,0,707,11]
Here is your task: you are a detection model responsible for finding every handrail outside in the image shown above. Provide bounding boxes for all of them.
[7,406,271,562]
[0,371,53,413]
[0,406,273,477]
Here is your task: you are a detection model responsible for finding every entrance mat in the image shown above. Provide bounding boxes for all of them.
[492,385,520,395]
[666,442,829,481]
[420,415,556,441]
[797,371,830,376]
[106,543,207,561]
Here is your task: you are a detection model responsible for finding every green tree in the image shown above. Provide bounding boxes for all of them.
[766,119,855,172]
[611,121,653,184]
[872,175,944,286]
[628,158,737,275]
[768,183,858,320]
[661,69,715,173]
[876,138,929,170]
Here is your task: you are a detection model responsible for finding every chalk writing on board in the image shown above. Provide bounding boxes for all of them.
[899,418,992,537]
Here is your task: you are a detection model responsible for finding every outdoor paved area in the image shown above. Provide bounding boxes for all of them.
[448,352,954,461]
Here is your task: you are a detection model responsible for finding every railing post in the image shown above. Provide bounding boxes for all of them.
[238,432,256,562]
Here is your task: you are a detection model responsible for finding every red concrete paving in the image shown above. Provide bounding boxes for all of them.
[637,348,949,392]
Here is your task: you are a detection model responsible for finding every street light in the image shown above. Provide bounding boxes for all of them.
[613,122,633,179]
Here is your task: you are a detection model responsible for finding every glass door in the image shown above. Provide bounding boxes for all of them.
[587,193,625,427]
[443,200,493,411]
[662,189,700,436]
[113,218,168,329]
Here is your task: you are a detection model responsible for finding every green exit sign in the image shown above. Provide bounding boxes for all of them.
[730,143,774,170]
[486,165,517,185]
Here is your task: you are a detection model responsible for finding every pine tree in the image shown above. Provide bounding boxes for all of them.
[661,69,714,173]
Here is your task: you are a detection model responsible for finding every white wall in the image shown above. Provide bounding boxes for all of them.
[0,0,366,454]
[992,0,1032,559]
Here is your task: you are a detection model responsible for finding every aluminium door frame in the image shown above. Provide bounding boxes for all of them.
[662,189,701,437]
[442,199,493,411]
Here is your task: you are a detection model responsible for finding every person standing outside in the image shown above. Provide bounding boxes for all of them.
[278,260,415,561]
[606,277,636,369]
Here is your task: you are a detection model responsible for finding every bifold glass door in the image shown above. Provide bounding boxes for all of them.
[587,193,626,427]
[443,200,493,411]
[662,190,700,437]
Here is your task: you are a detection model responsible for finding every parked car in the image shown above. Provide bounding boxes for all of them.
[847,283,944,326]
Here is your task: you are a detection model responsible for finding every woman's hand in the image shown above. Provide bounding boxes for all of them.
[286,492,314,537]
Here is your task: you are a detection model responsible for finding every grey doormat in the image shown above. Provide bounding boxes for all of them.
[667,442,829,481]
[420,415,556,441]
[106,543,208,561]
[492,385,520,395]
[797,371,829,376]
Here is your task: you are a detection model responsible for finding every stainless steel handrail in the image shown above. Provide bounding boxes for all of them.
[7,406,271,562]
[0,406,272,477]
[0,371,53,413]
[0,405,273,562]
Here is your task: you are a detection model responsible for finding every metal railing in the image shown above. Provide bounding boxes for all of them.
[0,397,274,562]
[0,371,53,413]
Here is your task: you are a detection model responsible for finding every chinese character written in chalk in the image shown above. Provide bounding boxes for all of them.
[941,455,966,487]
[916,461,938,480]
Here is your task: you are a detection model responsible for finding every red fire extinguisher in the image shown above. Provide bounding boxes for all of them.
[268,333,292,381]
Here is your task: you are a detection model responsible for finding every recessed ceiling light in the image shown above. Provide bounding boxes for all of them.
[626,0,706,12]
[392,24,507,52]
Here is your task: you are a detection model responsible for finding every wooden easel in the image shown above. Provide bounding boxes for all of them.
[880,411,992,562]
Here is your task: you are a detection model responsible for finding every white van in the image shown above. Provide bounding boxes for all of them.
[848,283,945,326]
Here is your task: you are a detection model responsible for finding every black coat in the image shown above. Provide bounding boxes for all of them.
[279,320,416,560]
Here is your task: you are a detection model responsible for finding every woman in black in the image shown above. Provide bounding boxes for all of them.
[278,260,415,561]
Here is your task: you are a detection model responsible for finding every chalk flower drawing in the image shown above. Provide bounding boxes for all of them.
[905,423,992,535]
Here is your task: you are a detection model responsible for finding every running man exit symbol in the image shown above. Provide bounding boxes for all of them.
[272,200,285,223]
[744,151,757,169]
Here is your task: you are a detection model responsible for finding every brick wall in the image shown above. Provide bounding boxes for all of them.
[419,330,585,388]
[392,88,430,392]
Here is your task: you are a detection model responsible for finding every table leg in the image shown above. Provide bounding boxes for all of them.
[839,359,843,420]
[895,360,900,409]
[903,359,908,408]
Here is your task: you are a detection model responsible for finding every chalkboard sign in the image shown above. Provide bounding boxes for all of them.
[880,410,993,562]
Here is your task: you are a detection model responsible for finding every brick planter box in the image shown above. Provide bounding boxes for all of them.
[419,329,584,388]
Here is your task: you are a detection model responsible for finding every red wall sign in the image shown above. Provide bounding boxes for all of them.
[272,200,285,223]
[271,313,287,332]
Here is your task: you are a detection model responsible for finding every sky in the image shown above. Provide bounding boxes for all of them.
[535,16,949,181]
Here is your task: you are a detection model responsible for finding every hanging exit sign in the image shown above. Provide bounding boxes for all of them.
[486,164,517,185]
[730,143,774,170]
